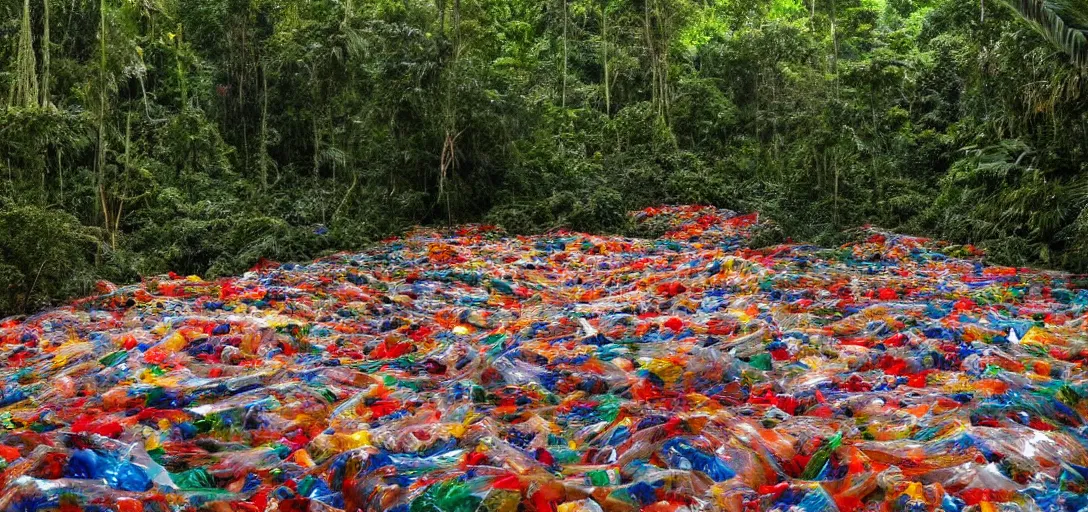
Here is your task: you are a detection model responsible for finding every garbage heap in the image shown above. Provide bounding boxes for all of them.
[0,205,1086,512]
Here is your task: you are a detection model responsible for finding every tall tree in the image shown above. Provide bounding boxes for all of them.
[40,0,50,107]
[9,0,39,108]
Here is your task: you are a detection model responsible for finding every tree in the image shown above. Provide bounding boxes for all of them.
[9,0,39,108]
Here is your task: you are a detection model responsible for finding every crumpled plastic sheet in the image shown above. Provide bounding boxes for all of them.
[0,205,1087,512]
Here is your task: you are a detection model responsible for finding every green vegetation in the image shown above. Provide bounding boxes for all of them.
[1,0,1087,315]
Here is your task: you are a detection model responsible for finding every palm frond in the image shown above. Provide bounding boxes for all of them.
[1002,0,1088,67]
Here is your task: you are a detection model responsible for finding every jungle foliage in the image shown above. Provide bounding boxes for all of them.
[1,0,1087,315]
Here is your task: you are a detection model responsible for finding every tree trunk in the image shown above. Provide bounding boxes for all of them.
[655,0,668,122]
[113,111,132,250]
[644,0,657,116]
[10,0,39,108]
[311,64,320,178]
[453,0,461,43]
[96,0,107,229]
[602,1,610,116]
[562,0,568,109]
[871,85,878,194]
[830,0,839,82]
[437,0,445,34]
[41,0,51,107]
[834,153,839,227]
[260,62,269,191]
[313,114,321,177]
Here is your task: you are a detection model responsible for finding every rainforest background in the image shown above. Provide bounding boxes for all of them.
[0,0,1087,315]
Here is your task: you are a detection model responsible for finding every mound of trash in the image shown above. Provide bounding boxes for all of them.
[0,205,1086,512]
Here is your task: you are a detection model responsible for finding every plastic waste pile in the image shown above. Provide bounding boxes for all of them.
[1,204,1087,512]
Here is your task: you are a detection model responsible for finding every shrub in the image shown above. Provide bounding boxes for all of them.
[0,205,99,315]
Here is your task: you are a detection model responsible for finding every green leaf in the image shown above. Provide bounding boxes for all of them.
[1002,0,1088,67]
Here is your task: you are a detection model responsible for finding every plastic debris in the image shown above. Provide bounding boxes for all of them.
[0,205,1087,512]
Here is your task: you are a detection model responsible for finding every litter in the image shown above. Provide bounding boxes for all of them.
[0,205,1086,511]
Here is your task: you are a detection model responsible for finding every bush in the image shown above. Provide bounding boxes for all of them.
[0,205,100,315]
[487,186,629,235]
